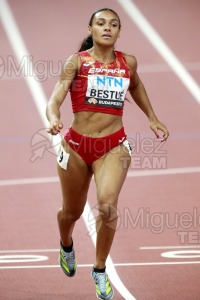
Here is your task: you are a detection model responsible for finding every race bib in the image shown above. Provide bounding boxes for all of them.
[57,144,70,170]
[85,74,130,109]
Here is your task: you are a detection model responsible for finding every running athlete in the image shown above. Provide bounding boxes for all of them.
[46,8,169,300]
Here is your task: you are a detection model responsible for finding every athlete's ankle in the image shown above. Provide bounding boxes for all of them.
[60,238,73,252]
[94,262,106,270]
[93,266,106,273]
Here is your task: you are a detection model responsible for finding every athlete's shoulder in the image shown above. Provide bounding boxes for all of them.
[62,53,82,73]
[120,52,137,75]
[63,53,80,66]
[59,53,82,81]
[77,50,90,57]
[122,53,137,66]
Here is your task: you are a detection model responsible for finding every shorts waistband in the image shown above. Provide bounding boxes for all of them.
[68,127,126,142]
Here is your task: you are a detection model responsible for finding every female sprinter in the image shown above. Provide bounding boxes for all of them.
[46,8,169,300]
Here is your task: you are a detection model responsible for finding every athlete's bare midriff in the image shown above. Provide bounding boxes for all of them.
[71,111,123,137]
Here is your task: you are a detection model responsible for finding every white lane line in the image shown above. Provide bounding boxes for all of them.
[0,249,59,253]
[112,261,200,266]
[140,245,200,250]
[1,245,199,254]
[117,0,200,104]
[1,166,200,186]
[127,167,200,177]
[0,176,59,186]
[0,61,200,81]
[0,1,135,299]
[83,202,137,300]
[0,60,200,81]
[1,261,200,270]
[0,254,48,263]
[0,1,47,124]
[138,61,200,73]
[0,264,92,270]
[0,1,46,123]
[0,0,60,148]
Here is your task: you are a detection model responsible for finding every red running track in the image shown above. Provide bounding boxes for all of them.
[0,0,200,299]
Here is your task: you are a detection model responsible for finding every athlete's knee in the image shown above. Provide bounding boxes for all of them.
[97,201,119,224]
[57,206,83,223]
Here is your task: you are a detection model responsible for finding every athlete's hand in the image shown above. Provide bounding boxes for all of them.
[47,119,63,135]
[150,119,169,142]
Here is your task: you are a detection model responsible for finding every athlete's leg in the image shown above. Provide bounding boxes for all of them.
[92,144,131,268]
[57,139,93,247]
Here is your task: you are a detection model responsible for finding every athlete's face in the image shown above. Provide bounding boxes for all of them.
[88,11,121,46]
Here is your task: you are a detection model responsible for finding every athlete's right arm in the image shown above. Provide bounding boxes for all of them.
[46,54,79,135]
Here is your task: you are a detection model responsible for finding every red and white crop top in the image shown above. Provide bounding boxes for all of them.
[70,50,130,116]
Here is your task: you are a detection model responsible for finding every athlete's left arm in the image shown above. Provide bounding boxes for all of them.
[125,54,169,141]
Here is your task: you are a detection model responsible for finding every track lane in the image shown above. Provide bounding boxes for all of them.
[1,0,200,299]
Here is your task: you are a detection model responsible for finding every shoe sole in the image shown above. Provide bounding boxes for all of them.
[96,292,114,300]
[58,256,77,277]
